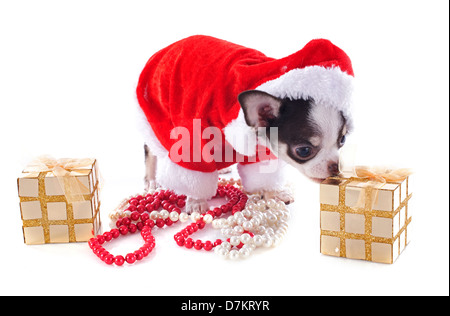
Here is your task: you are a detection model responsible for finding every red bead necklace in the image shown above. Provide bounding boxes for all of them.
[89,183,247,265]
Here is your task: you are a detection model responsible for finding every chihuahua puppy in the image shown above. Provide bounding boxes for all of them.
[137,36,354,213]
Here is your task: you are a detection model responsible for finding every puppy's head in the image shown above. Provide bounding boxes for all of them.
[238,90,349,182]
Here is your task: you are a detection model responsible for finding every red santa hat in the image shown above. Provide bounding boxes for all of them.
[224,38,354,157]
[137,36,354,172]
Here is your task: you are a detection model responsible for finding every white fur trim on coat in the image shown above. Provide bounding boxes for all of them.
[156,155,218,200]
[237,159,287,193]
[136,104,168,157]
[223,109,257,157]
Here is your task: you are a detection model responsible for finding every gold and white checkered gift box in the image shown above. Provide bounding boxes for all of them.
[320,172,412,263]
[17,158,101,244]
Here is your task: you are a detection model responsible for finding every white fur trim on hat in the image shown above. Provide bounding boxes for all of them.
[256,66,354,121]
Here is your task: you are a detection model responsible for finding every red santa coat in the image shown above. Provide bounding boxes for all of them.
[136,35,354,173]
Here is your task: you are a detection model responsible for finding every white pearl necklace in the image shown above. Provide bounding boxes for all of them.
[212,194,290,260]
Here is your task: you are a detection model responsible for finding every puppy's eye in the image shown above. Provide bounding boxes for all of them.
[295,146,313,158]
[340,135,346,145]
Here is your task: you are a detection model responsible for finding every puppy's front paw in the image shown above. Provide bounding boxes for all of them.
[144,178,157,193]
[185,197,209,214]
[218,167,232,175]
[263,190,295,205]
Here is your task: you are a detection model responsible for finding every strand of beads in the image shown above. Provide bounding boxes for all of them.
[173,183,247,251]
[90,189,187,265]
[212,193,290,260]
[108,190,187,226]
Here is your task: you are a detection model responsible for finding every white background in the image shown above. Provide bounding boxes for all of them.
[0,0,448,296]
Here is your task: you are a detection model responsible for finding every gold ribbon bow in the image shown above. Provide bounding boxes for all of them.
[338,146,413,208]
[343,166,413,210]
[23,156,95,203]
[354,166,412,183]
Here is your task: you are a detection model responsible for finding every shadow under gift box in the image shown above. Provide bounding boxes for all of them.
[17,158,101,244]
[320,174,412,264]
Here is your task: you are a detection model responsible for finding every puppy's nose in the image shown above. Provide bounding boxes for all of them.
[328,162,339,176]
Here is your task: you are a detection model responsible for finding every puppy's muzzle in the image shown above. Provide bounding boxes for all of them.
[328,162,339,176]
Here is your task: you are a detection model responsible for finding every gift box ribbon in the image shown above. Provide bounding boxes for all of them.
[354,166,412,183]
[23,156,94,203]
[350,166,413,209]
[338,145,412,208]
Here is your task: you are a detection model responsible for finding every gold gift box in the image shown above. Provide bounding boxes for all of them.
[320,172,412,263]
[17,158,101,244]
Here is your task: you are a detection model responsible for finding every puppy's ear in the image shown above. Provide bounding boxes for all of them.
[238,90,282,127]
